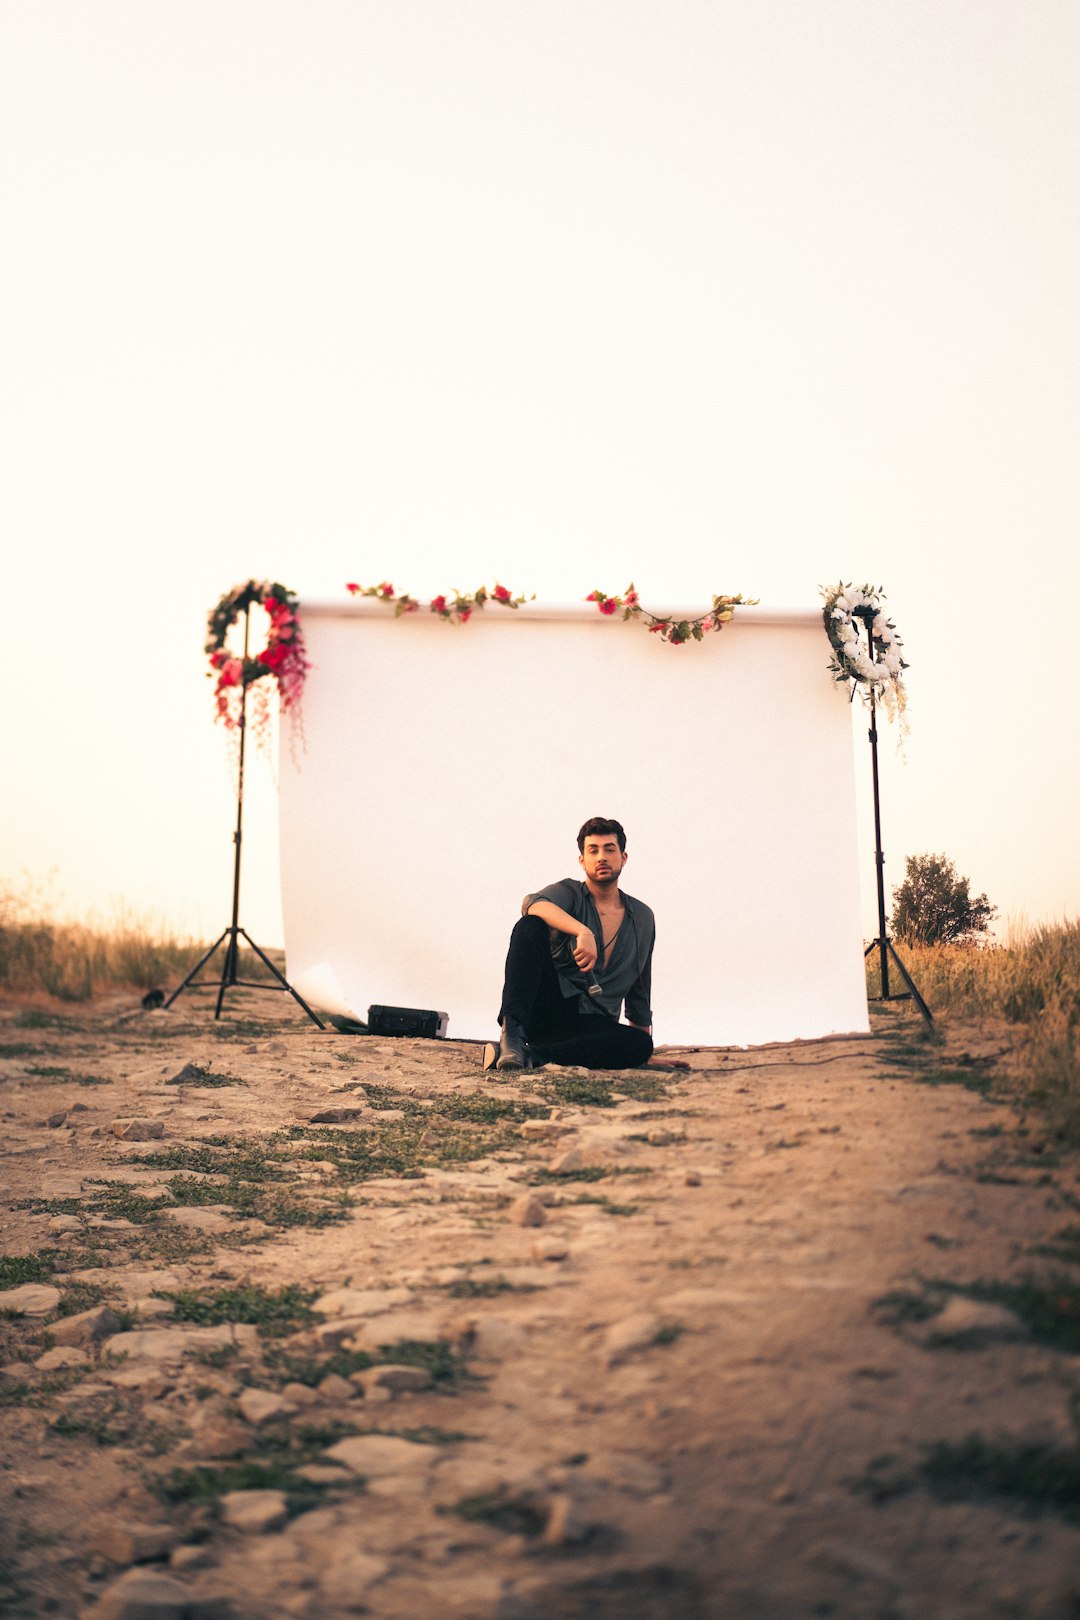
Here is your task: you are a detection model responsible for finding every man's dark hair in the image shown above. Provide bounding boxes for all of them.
[577,816,627,853]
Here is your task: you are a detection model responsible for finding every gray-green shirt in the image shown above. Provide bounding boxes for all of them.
[524,878,655,1027]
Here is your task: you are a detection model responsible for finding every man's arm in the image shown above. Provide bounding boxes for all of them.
[521,896,598,972]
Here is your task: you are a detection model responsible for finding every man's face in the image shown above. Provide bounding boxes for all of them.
[579,833,627,887]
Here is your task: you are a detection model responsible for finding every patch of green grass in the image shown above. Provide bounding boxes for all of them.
[653,1321,684,1345]
[563,1192,641,1216]
[25,1065,111,1085]
[135,1139,294,1182]
[191,1342,240,1369]
[155,1415,369,1514]
[0,1381,33,1408]
[445,1276,538,1299]
[0,1251,61,1287]
[958,1276,1080,1353]
[52,1279,109,1318]
[286,1112,528,1182]
[266,1346,376,1387]
[871,1287,942,1325]
[515,1069,673,1110]
[1033,1226,1080,1266]
[164,1284,318,1337]
[84,1180,175,1224]
[209,1021,284,1041]
[153,1461,326,1512]
[51,1409,128,1446]
[14,1011,84,1031]
[366,1338,472,1387]
[165,1064,247,1088]
[442,1489,546,1537]
[920,1433,1080,1521]
[873,1273,1080,1353]
[0,1041,53,1058]
[530,1165,611,1184]
[369,1425,474,1446]
[874,1033,999,1099]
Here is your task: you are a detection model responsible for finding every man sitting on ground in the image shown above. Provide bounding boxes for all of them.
[494,816,655,1072]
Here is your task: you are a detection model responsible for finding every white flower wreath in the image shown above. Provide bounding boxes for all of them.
[821,582,907,720]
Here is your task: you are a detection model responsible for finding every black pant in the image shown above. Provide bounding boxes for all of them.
[498,915,653,1070]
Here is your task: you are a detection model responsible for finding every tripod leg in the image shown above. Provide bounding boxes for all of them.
[214,928,238,1021]
[885,940,934,1032]
[164,931,228,1009]
[237,929,326,1030]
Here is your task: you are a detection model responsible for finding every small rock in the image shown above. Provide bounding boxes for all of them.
[238,1387,298,1427]
[547,1145,591,1175]
[323,1434,437,1478]
[169,1545,211,1572]
[48,1214,84,1232]
[220,1489,288,1534]
[318,1550,391,1609]
[46,1109,69,1128]
[316,1372,356,1402]
[0,1283,61,1317]
[1,1362,36,1382]
[355,1364,433,1395]
[280,1382,321,1407]
[34,1346,89,1372]
[187,1418,250,1461]
[344,1308,455,1350]
[51,1304,123,1347]
[306,1106,371,1124]
[927,1296,1027,1343]
[602,1313,663,1366]
[518,1120,563,1140]
[531,1239,570,1262]
[771,1485,797,1505]
[542,1489,595,1546]
[509,1194,547,1228]
[684,1171,702,1187]
[313,1286,413,1319]
[164,1207,234,1231]
[92,1521,177,1566]
[104,1324,258,1363]
[646,1128,678,1145]
[99,1367,175,1397]
[92,1566,194,1619]
[294,1464,353,1486]
[112,1119,165,1141]
[131,1298,176,1321]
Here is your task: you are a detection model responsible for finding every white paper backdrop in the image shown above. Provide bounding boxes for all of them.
[279,601,869,1047]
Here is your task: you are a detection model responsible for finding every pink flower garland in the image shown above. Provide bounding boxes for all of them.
[587,583,757,644]
[206,581,309,730]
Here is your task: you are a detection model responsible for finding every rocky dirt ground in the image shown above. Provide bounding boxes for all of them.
[2,989,1080,1620]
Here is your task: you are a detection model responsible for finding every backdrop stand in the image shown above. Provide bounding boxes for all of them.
[858,623,933,1032]
[165,604,325,1029]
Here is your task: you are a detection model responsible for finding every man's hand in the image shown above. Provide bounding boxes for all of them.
[572,928,598,971]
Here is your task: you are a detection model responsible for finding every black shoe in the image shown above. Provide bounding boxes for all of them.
[497,1016,530,1071]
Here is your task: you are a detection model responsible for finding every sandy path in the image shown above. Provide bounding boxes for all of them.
[2,992,1078,1619]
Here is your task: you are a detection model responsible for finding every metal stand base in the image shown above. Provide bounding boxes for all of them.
[165,923,325,1028]
[864,935,934,1032]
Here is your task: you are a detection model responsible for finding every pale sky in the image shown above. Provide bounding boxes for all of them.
[3,0,1078,951]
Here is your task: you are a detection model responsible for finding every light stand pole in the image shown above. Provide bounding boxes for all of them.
[165,604,325,1029]
[858,616,933,1031]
